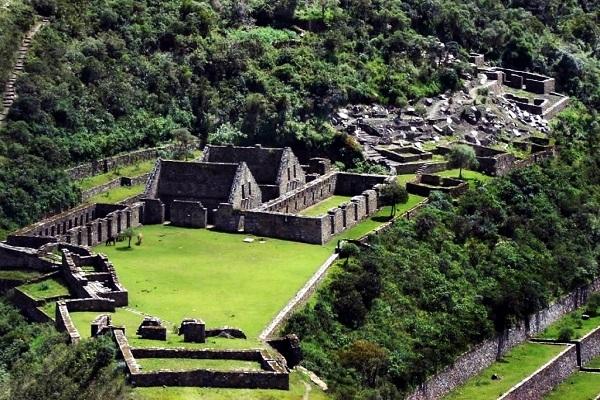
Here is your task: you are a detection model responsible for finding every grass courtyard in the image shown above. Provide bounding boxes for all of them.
[444,342,567,400]
[537,306,600,340]
[71,225,333,343]
[299,195,353,217]
[544,371,600,400]
[87,184,145,204]
[78,160,156,191]
[18,278,70,300]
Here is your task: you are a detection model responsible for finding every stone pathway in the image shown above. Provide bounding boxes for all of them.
[0,18,48,124]
[123,306,176,328]
[259,253,339,340]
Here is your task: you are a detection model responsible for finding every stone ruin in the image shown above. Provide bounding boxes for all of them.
[137,317,167,341]
[178,318,205,343]
[140,145,392,244]
[406,174,469,197]
[331,54,567,175]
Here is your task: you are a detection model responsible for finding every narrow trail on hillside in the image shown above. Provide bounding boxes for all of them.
[0,17,49,124]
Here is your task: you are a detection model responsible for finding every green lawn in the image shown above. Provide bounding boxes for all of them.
[326,194,425,248]
[444,342,567,400]
[0,269,42,281]
[130,370,330,400]
[436,169,491,183]
[86,225,332,341]
[18,278,70,300]
[137,358,262,372]
[78,160,156,190]
[87,184,145,204]
[545,371,600,400]
[397,174,417,187]
[537,307,600,340]
[584,355,600,369]
[299,195,353,217]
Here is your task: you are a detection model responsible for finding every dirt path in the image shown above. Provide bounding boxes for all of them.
[0,18,49,124]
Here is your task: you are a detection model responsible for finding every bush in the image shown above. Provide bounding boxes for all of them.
[558,326,575,342]
[585,293,600,317]
[339,242,360,260]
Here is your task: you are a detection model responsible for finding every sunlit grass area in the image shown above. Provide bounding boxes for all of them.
[445,342,567,400]
[87,184,145,204]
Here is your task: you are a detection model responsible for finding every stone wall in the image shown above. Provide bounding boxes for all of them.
[579,326,600,366]
[154,161,262,219]
[406,277,600,400]
[170,200,207,228]
[260,173,338,214]
[131,348,269,361]
[499,345,578,400]
[130,369,289,389]
[407,175,469,197]
[81,173,150,202]
[0,242,57,271]
[244,212,329,244]
[55,301,81,344]
[66,146,172,181]
[491,67,556,94]
[394,161,448,175]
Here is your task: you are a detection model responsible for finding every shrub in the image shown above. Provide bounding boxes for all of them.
[339,242,360,260]
[558,326,575,342]
[585,293,600,317]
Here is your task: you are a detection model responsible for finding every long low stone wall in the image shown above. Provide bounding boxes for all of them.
[499,344,578,400]
[406,277,600,400]
[10,202,144,248]
[66,145,174,181]
[81,173,151,202]
[130,369,289,389]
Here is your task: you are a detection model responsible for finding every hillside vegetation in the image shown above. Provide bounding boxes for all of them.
[0,0,598,235]
[284,107,600,398]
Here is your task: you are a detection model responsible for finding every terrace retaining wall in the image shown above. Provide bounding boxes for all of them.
[499,345,578,400]
[66,146,173,181]
[406,277,600,400]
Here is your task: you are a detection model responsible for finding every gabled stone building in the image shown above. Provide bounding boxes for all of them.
[202,145,305,201]
[144,160,261,227]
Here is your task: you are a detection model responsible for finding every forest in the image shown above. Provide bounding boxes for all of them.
[284,104,600,399]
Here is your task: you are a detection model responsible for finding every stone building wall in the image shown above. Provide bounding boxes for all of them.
[499,345,578,400]
[261,173,338,214]
[406,277,600,400]
[10,203,143,248]
[170,200,207,228]
[154,161,262,219]
[244,212,329,244]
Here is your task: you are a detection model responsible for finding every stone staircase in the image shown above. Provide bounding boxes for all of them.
[0,18,49,123]
[415,164,428,175]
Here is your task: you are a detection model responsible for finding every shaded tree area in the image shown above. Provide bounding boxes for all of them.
[0,301,128,400]
[284,106,600,399]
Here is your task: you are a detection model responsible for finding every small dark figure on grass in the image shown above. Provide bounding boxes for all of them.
[105,236,116,246]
